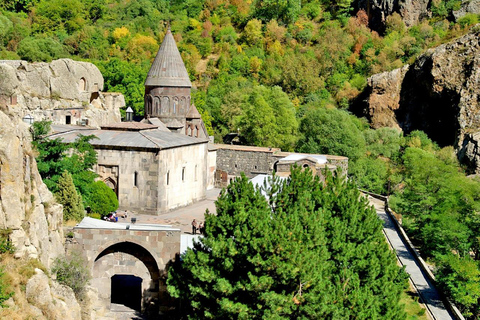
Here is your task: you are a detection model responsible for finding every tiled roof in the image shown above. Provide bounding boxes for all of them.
[145,28,192,88]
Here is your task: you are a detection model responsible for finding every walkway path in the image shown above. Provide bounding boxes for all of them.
[369,196,454,320]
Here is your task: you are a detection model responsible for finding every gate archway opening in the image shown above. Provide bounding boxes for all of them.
[111,274,143,311]
[93,241,161,314]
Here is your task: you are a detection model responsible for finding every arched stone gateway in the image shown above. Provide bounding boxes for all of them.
[71,217,181,317]
[92,241,161,314]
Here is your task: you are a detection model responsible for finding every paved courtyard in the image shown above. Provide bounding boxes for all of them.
[126,188,221,234]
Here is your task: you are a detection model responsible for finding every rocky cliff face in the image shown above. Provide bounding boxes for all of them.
[352,26,480,172]
[0,59,123,128]
[0,58,120,318]
[357,0,480,32]
[0,111,64,267]
[356,0,430,31]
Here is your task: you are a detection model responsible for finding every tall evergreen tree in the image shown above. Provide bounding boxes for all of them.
[167,167,407,319]
[55,170,85,221]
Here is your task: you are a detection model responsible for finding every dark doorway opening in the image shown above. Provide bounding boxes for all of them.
[111,274,143,311]
[66,115,71,124]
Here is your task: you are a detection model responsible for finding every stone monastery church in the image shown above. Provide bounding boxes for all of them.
[48,28,348,215]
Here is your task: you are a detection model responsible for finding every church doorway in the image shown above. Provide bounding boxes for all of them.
[104,177,118,197]
[111,274,143,311]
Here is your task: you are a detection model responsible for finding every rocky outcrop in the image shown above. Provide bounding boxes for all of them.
[25,269,81,320]
[353,65,408,131]
[0,65,109,318]
[0,59,123,128]
[352,26,480,172]
[453,0,480,21]
[356,0,430,31]
[0,110,64,268]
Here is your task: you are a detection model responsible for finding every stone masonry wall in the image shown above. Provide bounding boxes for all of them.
[158,143,208,213]
[95,148,159,214]
[73,227,180,313]
[216,146,278,178]
[216,144,349,186]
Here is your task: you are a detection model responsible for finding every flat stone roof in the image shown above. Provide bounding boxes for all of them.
[51,124,94,134]
[49,126,208,150]
[100,122,159,131]
[279,153,327,164]
[214,144,281,153]
[74,217,180,231]
[273,151,348,161]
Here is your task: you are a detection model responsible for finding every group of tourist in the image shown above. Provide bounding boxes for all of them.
[103,210,128,222]
[191,219,205,235]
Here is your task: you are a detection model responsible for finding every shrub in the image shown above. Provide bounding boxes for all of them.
[52,252,90,298]
[84,181,118,216]
[0,229,14,254]
[87,212,102,220]
[55,171,85,222]
[17,36,67,62]
[0,268,13,307]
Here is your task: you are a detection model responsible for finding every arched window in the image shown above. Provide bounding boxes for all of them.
[147,96,153,115]
[182,167,185,181]
[161,96,169,114]
[180,96,186,114]
[154,97,160,115]
[173,97,179,114]
[78,77,86,91]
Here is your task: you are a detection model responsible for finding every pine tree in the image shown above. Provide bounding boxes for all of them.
[167,167,407,319]
[55,170,85,221]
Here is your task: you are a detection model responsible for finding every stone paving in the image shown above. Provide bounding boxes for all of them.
[127,188,220,234]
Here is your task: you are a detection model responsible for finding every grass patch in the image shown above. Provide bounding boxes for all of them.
[0,254,49,319]
[87,212,101,220]
[63,220,78,227]
[402,287,428,320]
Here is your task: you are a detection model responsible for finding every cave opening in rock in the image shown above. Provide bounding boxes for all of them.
[111,274,143,311]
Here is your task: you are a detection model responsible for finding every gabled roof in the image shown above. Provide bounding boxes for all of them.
[145,28,192,88]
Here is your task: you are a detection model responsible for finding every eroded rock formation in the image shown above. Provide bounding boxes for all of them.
[0,59,123,128]
[0,59,119,318]
[356,0,430,31]
[453,0,480,21]
[0,110,64,267]
[25,269,82,320]
[352,26,480,172]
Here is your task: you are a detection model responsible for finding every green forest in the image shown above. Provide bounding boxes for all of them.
[2,0,480,318]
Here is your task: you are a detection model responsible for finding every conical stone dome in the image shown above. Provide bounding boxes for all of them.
[145,28,192,88]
